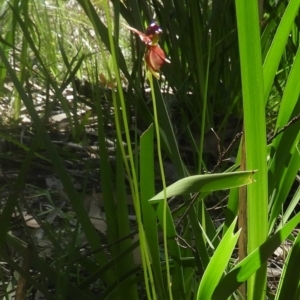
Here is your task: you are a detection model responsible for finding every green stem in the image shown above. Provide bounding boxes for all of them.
[148,72,173,300]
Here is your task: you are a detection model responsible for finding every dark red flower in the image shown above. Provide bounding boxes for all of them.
[125,22,170,78]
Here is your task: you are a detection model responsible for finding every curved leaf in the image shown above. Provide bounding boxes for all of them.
[149,171,256,202]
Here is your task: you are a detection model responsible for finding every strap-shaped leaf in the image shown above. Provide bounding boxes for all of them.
[149,171,255,202]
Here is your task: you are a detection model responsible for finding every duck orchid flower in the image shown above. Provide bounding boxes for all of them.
[125,22,170,79]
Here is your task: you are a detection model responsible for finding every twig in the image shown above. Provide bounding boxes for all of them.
[175,192,200,229]
[207,195,229,210]
[211,129,243,173]
[268,113,300,143]
[175,234,196,252]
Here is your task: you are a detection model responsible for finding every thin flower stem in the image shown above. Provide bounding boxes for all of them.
[148,73,173,300]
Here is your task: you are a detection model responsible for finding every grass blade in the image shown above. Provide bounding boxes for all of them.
[197,217,240,299]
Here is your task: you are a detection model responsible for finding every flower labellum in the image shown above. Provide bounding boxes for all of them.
[145,45,171,79]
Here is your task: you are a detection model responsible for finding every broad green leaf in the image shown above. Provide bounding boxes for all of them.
[235,0,268,298]
[149,171,255,202]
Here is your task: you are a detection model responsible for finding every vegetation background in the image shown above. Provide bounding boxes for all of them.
[0,0,299,299]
